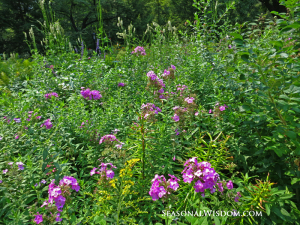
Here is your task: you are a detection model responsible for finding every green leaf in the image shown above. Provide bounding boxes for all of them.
[24,196,36,205]
[281,208,291,217]
[286,131,297,140]
[230,32,243,40]
[239,74,246,80]
[241,54,250,62]
[291,178,300,185]
[43,148,48,161]
[266,204,271,216]
[270,41,283,48]
[213,216,221,225]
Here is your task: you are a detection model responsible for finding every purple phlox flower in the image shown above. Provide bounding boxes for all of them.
[55,195,66,210]
[28,111,33,114]
[90,90,102,100]
[90,167,98,176]
[115,142,124,149]
[34,213,43,224]
[40,119,53,129]
[185,97,195,104]
[112,129,120,134]
[45,92,58,99]
[149,174,179,201]
[195,112,199,116]
[96,163,117,179]
[81,88,102,100]
[175,128,180,135]
[226,180,233,190]
[16,162,24,170]
[170,65,176,70]
[163,69,170,77]
[172,114,180,122]
[0,180,2,184]
[217,182,224,193]
[14,118,21,123]
[131,46,146,55]
[36,116,42,119]
[34,183,39,187]
[147,71,157,80]
[99,134,119,144]
[158,88,164,94]
[176,84,188,91]
[8,162,13,166]
[173,155,176,161]
[228,45,232,49]
[41,179,47,184]
[118,83,125,87]
[3,169,8,174]
[209,109,212,114]
[56,213,62,222]
[234,192,241,202]
[219,105,226,111]
[15,135,19,139]
[182,158,219,193]
[41,200,48,208]
[59,176,80,192]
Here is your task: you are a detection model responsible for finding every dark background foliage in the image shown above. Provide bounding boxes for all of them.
[0,0,288,57]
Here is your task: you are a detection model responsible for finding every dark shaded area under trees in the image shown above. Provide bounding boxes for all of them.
[0,0,288,57]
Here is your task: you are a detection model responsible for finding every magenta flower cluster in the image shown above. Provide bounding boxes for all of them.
[90,163,117,179]
[34,176,80,223]
[140,103,162,119]
[208,103,228,114]
[184,97,195,104]
[146,71,165,88]
[131,46,146,55]
[45,92,58,99]
[182,158,220,196]
[149,174,180,201]
[118,83,125,87]
[171,106,187,122]
[2,162,24,176]
[80,87,102,100]
[40,119,53,129]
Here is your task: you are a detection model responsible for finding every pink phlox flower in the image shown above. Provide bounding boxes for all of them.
[34,213,43,224]
[172,114,180,122]
[147,71,157,80]
[226,180,233,190]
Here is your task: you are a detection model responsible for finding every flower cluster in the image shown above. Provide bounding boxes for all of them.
[118,82,126,87]
[140,103,161,121]
[35,179,47,187]
[80,87,102,100]
[2,162,25,176]
[45,92,59,99]
[3,116,11,123]
[149,174,180,201]
[79,120,88,129]
[14,118,21,123]
[131,46,146,55]
[162,65,176,80]
[172,106,187,122]
[146,71,165,91]
[40,119,53,129]
[91,163,117,187]
[33,177,79,224]
[182,158,220,196]
[99,134,118,144]
[184,97,195,104]
[208,103,228,118]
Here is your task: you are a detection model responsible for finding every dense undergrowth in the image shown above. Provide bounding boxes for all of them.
[1,0,300,224]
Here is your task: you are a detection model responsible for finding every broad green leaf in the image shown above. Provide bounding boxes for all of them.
[230,32,243,40]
